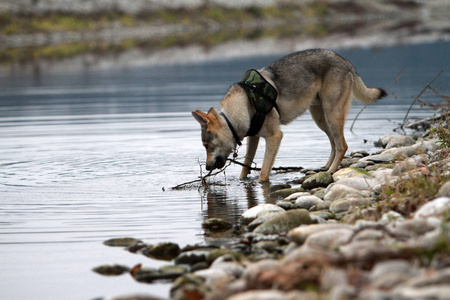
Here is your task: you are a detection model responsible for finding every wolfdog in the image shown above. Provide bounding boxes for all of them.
[192,49,386,182]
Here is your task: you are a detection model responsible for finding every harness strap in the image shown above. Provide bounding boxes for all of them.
[220,112,242,146]
[238,69,279,137]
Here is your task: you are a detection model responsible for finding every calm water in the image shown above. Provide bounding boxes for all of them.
[1,41,449,299]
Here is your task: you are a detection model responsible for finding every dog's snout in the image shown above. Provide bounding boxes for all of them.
[215,157,226,169]
[205,157,226,171]
[205,163,214,171]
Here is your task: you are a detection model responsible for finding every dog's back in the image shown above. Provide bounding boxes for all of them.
[261,49,385,125]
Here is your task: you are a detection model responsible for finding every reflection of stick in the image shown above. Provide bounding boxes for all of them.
[402,70,443,128]
[350,67,405,133]
[172,159,304,189]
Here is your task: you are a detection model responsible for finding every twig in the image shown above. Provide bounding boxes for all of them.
[350,67,405,133]
[171,162,230,190]
[172,159,304,189]
[401,70,444,128]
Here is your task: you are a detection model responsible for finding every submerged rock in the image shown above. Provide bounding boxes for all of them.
[269,187,305,198]
[103,237,142,247]
[202,218,233,232]
[253,209,313,235]
[142,242,181,261]
[93,264,130,276]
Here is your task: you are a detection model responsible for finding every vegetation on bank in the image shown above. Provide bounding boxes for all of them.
[0,3,331,64]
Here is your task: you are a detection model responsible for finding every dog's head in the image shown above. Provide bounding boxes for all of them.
[192,108,235,171]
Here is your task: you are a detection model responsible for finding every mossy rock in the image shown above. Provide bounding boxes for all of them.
[301,171,333,190]
[253,209,313,235]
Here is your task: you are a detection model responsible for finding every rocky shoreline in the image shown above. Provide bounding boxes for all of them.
[95,133,450,300]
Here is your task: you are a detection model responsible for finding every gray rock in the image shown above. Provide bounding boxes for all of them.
[321,267,348,292]
[302,172,333,189]
[226,290,286,300]
[392,268,450,299]
[311,187,326,199]
[329,197,374,213]
[438,181,450,197]
[295,195,323,209]
[283,191,311,201]
[349,160,374,169]
[288,223,353,244]
[334,177,379,191]
[392,156,426,176]
[276,200,297,210]
[370,260,418,290]
[361,153,395,163]
[324,184,371,202]
[247,211,284,231]
[241,204,285,224]
[313,200,332,211]
[379,135,396,148]
[303,228,354,252]
[253,209,313,235]
[414,197,450,221]
[392,146,418,159]
[269,187,306,198]
[340,158,360,167]
[413,139,439,153]
[385,135,416,149]
[332,167,370,181]
[351,149,370,157]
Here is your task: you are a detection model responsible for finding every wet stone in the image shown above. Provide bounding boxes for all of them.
[174,249,211,265]
[126,241,147,253]
[269,187,306,198]
[202,218,233,232]
[103,237,143,247]
[93,264,130,276]
[142,242,181,261]
[269,183,291,192]
[301,171,333,190]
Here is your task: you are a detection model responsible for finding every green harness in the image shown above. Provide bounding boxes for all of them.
[238,69,279,137]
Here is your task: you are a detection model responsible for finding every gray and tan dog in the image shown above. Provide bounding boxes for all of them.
[193,49,386,182]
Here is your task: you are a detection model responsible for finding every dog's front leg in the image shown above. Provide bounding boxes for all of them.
[259,131,283,182]
[240,136,260,179]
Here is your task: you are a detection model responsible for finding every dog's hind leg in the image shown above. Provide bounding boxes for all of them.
[260,130,283,182]
[321,72,353,173]
[240,136,260,179]
[310,100,335,170]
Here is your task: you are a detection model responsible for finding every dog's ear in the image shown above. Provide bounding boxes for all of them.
[192,110,210,127]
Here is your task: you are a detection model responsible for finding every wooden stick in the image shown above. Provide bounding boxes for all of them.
[401,70,444,128]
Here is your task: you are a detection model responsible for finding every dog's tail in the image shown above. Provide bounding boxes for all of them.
[352,74,387,104]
